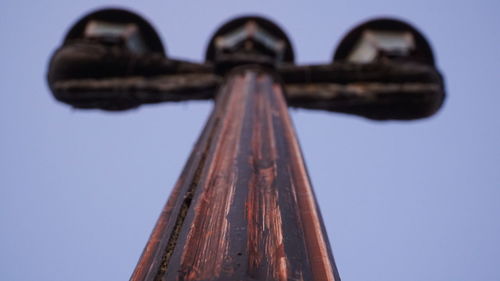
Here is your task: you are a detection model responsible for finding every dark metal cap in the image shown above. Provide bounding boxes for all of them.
[334,18,435,65]
[63,8,165,56]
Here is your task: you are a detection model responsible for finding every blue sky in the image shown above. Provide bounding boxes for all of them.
[1,0,499,280]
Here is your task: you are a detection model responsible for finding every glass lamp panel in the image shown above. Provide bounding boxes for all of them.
[347,30,415,63]
[84,20,148,54]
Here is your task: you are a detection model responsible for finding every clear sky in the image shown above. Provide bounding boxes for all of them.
[1,0,499,280]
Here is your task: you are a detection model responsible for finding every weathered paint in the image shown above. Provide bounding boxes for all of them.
[131,67,340,281]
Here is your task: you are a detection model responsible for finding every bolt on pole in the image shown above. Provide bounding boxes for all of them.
[47,8,445,281]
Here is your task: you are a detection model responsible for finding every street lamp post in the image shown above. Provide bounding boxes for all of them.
[47,8,445,281]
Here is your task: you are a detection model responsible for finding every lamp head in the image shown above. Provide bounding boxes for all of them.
[205,16,294,73]
[334,18,435,65]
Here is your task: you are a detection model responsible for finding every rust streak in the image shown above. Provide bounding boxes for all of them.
[131,97,222,281]
[178,72,250,280]
[273,83,337,281]
[246,74,288,281]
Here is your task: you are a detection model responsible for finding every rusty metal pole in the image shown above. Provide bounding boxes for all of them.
[130,67,340,281]
[46,9,445,281]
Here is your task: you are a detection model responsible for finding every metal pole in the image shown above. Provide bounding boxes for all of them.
[131,67,340,281]
[46,9,445,281]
